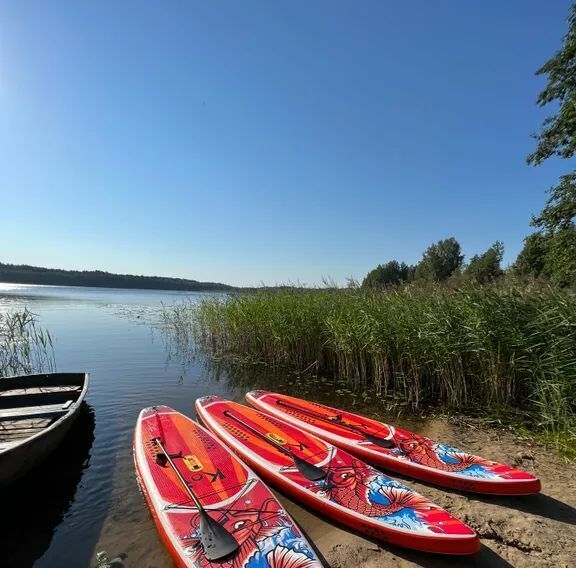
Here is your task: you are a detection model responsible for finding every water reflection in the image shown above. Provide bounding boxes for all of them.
[0,403,95,568]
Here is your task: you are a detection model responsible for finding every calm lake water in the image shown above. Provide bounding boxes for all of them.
[0,284,259,568]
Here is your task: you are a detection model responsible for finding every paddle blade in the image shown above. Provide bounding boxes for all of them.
[291,452,327,481]
[363,433,396,449]
[199,509,239,561]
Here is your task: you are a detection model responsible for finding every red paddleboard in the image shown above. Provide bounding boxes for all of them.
[196,396,479,555]
[246,391,541,496]
[134,405,322,567]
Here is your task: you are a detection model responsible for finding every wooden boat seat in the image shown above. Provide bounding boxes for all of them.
[0,385,82,398]
[0,400,73,421]
[0,389,80,410]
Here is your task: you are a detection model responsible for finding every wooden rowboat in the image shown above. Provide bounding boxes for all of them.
[0,372,89,486]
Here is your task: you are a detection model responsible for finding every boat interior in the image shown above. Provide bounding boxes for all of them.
[0,375,86,451]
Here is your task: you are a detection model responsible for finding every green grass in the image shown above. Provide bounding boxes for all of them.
[163,284,576,451]
[0,308,55,377]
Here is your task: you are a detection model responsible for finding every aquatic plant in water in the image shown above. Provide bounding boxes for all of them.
[0,308,55,377]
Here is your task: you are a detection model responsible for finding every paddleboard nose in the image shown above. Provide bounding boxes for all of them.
[196,395,225,406]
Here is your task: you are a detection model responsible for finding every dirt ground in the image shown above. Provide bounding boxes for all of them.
[276,416,576,568]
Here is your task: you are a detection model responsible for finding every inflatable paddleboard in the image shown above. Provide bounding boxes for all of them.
[246,391,541,496]
[196,396,479,555]
[134,405,322,567]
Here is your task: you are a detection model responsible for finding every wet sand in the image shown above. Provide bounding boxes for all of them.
[95,416,576,568]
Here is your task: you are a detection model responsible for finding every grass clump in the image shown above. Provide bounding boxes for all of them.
[164,285,576,450]
[0,309,55,377]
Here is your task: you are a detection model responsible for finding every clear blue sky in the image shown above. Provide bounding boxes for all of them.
[0,1,571,286]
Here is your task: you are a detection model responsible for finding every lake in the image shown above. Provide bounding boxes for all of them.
[0,284,255,568]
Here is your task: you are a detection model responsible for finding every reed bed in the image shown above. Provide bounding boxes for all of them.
[164,285,576,449]
[0,309,55,377]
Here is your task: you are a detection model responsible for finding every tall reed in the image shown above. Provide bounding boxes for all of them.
[0,309,55,377]
[164,285,576,448]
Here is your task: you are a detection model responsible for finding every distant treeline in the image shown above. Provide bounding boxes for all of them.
[0,263,235,292]
[362,238,507,288]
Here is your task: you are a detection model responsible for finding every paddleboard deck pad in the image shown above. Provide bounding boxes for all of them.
[246,391,541,495]
[196,396,479,555]
[134,405,322,567]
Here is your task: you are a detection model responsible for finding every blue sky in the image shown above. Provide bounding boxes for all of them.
[0,1,571,286]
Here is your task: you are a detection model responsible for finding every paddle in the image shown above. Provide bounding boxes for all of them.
[276,399,396,449]
[222,410,327,482]
[152,416,239,561]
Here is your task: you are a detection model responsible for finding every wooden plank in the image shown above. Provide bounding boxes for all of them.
[0,433,33,443]
[0,386,81,398]
[0,424,47,433]
[0,391,79,410]
[0,402,70,421]
[0,419,50,430]
[0,423,47,440]
[0,426,46,433]
[0,441,18,452]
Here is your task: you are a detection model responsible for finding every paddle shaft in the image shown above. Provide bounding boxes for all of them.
[276,399,394,444]
[154,437,203,510]
[222,410,293,457]
[221,410,327,481]
[152,408,205,510]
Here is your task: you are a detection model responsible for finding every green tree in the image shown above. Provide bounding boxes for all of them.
[533,173,576,286]
[516,175,576,286]
[519,4,576,287]
[415,238,463,282]
[465,241,504,284]
[362,266,386,288]
[527,4,576,165]
[515,233,548,279]
[532,172,576,233]
[545,226,576,287]
[362,260,414,288]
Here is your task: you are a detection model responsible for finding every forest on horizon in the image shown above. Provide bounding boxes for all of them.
[0,262,235,292]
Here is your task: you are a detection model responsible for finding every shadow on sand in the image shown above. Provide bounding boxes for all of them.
[389,542,513,567]
[469,492,576,526]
